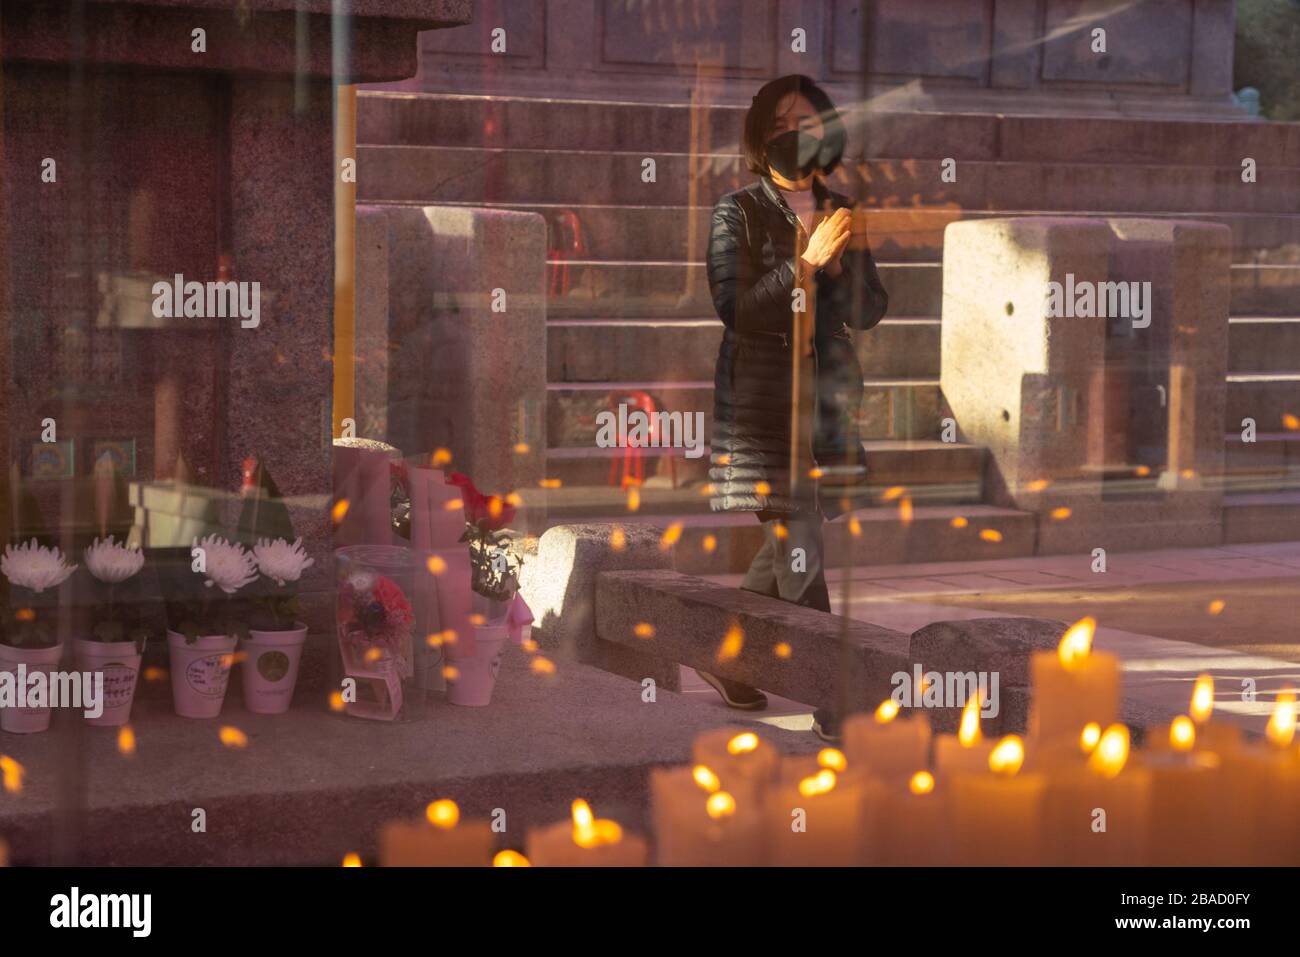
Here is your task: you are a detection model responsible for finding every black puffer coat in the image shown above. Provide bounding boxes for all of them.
[707,175,888,517]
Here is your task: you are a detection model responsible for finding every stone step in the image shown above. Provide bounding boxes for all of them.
[547,378,944,447]
[364,200,1300,266]
[1222,432,1300,490]
[1228,318,1300,374]
[549,504,1037,575]
[357,93,1300,168]
[1222,491,1300,544]
[357,144,1300,215]
[547,316,941,383]
[1226,375,1300,432]
[539,439,985,504]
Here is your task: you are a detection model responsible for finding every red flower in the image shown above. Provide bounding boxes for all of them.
[447,472,516,531]
[371,575,413,628]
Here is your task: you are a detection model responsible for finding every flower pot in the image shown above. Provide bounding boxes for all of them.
[0,642,64,734]
[445,624,507,707]
[240,625,307,715]
[166,630,237,718]
[74,638,143,727]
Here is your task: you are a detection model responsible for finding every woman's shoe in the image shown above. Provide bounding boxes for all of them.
[811,709,841,743]
[694,669,768,710]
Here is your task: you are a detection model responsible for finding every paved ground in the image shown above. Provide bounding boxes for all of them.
[703,541,1300,737]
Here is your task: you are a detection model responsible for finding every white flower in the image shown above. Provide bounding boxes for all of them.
[254,537,315,586]
[194,535,257,595]
[1,539,77,593]
[83,536,144,584]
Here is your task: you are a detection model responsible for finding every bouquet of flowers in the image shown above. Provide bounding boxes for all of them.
[1,540,77,648]
[447,472,524,603]
[170,534,257,642]
[337,570,415,665]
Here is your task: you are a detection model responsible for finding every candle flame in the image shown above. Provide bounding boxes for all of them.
[1266,689,1297,749]
[817,748,847,772]
[1190,674,1214,724]
[909,771,935,795]
[1079,722,1101,753]
[342,853,362,867]
[692,765,720,792]
[1058,616,1096,669]
[117,725,136,757]
[726,732,758,755]
[0,755,24,793]
[958,695,982,746]
[1087,724,1130,778]
[426,799,459,829]
[988,736,1025,777]
[1169,715,1196,752]
[218,726,248,749]
[798,769,837,797]
[571,799,623,848]
[705,791,736,819]
[493,850,531,867]
[875,699,900,724]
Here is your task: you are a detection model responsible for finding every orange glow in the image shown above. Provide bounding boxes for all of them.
[1170,716,1196,752]
[426,555,447,575]
[571,799,623,848]
[807,467,825,479]
[426,799,460,829]
[988,736,1025,776]
[513,442,530,454]
[875,699,900,723]
[1266,689,1297,749]
[717,623,744,662]
[627,486,641,512]
[329,690,345,712]
[1050,507,1071,521]
[538,478,562,489]
[1190,674,1214,724]
[754,481,772,496]
[1025,479,1051,492]
[1058,617,1096,669]
[705,791,736,819]
[726,732,759,755]
[899,496,914,526]
[117,725,136,756]
[772,522,788,540]
[818,748,847,772]
[1135,464,1152,477]
[342,853,362,867]
[609,527,626,551]
[331,499,350,524]
[444,499,464,511]
[1283,413,1300,431]
[958,695,982,746]
[1206,600,1225,616]
[521,638,539,654]
[0,755,25,793]
[1079,722,1101,753]
[364,647,383,665]
[979,529,1003,543]
[531,657,556,675]
[633,622,655,639]
[13,608,34,623]
[443,665,461,681]
[798,769,837,797]
[660,523,682,550]
[1087,724,1130,778]
[219,726,248,749]
[506,492,523,507]
[909,771,935,795]
[468,613,487,626]
[774,641,792,659]
[143,666,167,682]
[848,516,862,537]
[881,486,906,502]
[702,534,717,554]
[493,850,531,867]
[431,448,452,467]
[692,765,721,792]
[950,516,968,529]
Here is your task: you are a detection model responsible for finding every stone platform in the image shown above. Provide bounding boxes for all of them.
[0,649,818,866]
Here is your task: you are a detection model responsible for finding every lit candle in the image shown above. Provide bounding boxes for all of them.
[1150,674,1242,757]
[379,799,494,866]
[878,770,951,866]
[762,749,883,866]
[934,695,994,776]
[1042,724,1151,865]
[1218,689,1300,865]
[843,699,931,781]
[1029,617,1119,748]
[1139,716,1231,866]
[691,729,778,801]
[526,799,649,867]
[950,735,1045,866]
[650,765,764,866]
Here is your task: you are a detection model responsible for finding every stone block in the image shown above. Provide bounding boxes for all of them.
[908,617,1068,735]
[596,568,911,714]
[518,523,679,690]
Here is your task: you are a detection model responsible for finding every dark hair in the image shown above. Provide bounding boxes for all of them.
[742,74,846,177]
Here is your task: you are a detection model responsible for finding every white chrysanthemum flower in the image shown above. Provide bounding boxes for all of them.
[1,539,77,592]
[254,537,315,586]
[83,536,145,584]
[194,535,257,595]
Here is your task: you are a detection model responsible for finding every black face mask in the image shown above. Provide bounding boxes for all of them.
[765,130,823,181]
